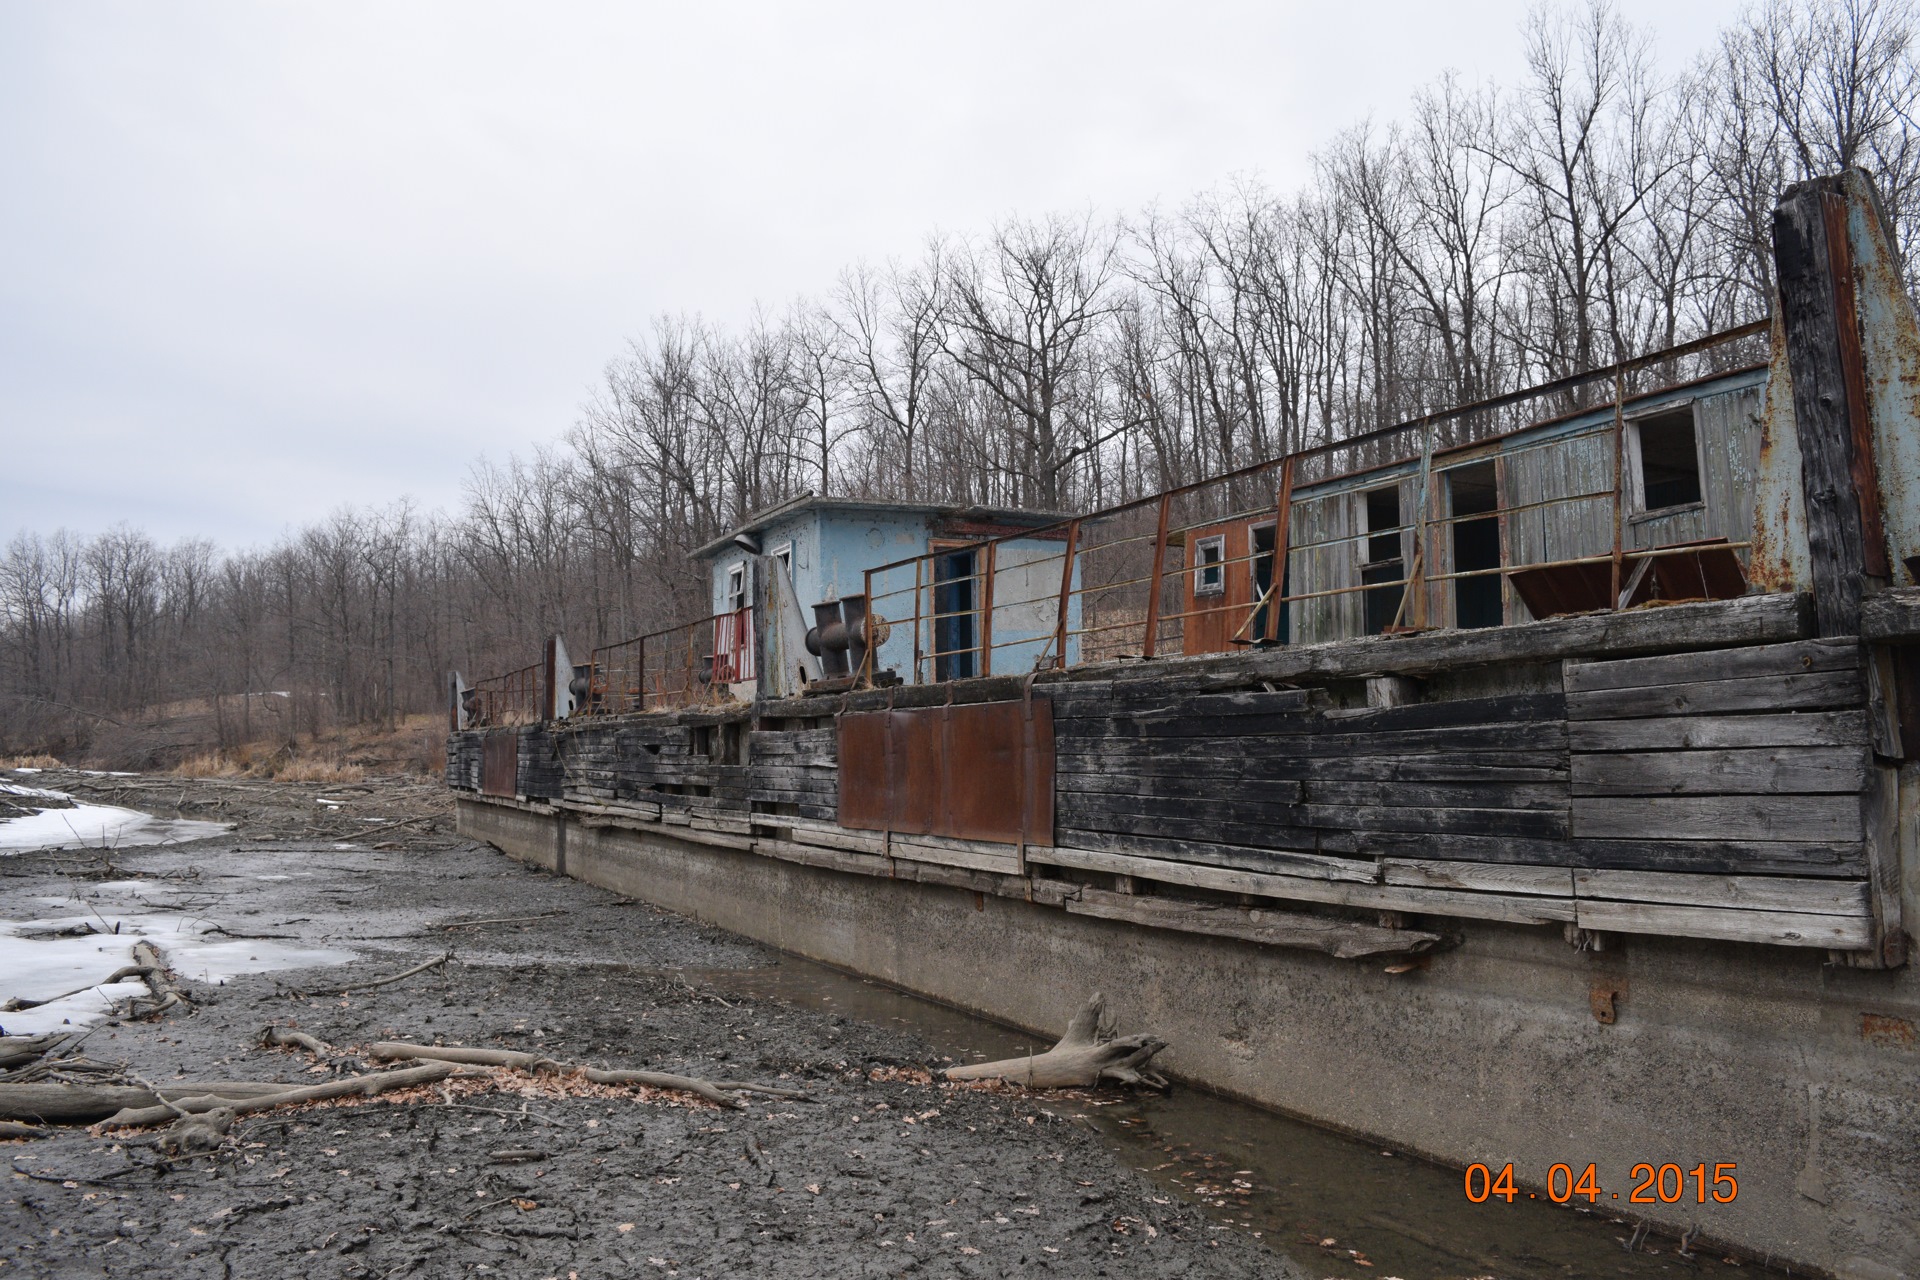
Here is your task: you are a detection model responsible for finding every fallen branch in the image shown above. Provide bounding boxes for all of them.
[489,1148,549,1163]
[0,1081,292,1124]
[433,911,562,931]
[333,951,453,996]
[101,1062,456,1129]
[0,1034,72,1071]
[259,1025,338,1057]
[942,993,1169,1090]
[0,1121,49,1140]
[368,1041,799,1110]
[132,941,192,1015]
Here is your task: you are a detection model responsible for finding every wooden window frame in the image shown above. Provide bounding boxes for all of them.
[1193,534,1227,597]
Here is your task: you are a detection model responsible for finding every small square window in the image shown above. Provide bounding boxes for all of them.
[1634,408,1703,512]
[1193,535,1226,596]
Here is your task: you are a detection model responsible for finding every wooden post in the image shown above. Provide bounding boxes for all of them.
[1266,459,1294,641]
[1142,494,1171,658]
[1054,519,1080,668]
[1773,175,1889,637]
[1416,431,1437,628]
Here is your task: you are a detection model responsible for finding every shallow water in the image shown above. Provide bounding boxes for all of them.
[678,956,1784,1280]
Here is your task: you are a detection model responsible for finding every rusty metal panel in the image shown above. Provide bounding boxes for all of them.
[836,712,889,831]
[481,731,519,798]
[835,701,1057,846]
[947,702,1026,844]
[888,708,944,835]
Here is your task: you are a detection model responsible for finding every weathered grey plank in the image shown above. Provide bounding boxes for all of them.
[1859,587,1920,641]
[1569,746,1869,796]
[1050,829,1377,882]
[1301,803,1569,839]
[1565,669,1862,720]
[1567,710,1868,752]
[1381,860,1574,896]
[1063,888,1441,958]
[1571,794,1863,842]
[1573,899,1871,948]
[1305,781,1567,811]
[1573,868,1869,914]
[1563,638,1859,693]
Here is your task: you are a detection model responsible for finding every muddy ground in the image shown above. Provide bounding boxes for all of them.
[1,772,1303,1279]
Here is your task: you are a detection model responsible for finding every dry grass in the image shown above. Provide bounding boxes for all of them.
[273,756,366,783]
[0,754,63,770]
[174,750,245,778]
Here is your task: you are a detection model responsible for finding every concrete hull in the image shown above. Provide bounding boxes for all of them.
[459,794,1919,1279]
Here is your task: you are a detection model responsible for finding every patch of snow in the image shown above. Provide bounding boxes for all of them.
[1,782,71,802]
[9,767,43,774]
[1,880,355,1035]
[0,802,229,854]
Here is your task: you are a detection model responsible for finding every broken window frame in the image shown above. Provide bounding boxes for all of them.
[1625,400,1706,517]
[725,561,749,613]
[1192,534,1227,597]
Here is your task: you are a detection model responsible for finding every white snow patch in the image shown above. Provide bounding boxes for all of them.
[1,880,354,1035]
[0,801,229,854]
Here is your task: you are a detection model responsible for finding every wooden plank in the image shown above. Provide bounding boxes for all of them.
[1571,794,1863,842]
[1301,803,1568,839]
[1063,889,1441,959]
[1565,669,1862,720]
[1564,638,1859,693]
[1050,829,1377,882]
[888,835,1022,876]
[1568,710,1868,752]
[1305,781,1567,811]
[1573,899,1872,948]
[1573,868,1869,915]
[1859,587,1920,641]
[1383,860,1574,896]
[751,837,893,880]
[1569,746,1869,796]
[1034,844,1574,923]
[1056,749,1567,784]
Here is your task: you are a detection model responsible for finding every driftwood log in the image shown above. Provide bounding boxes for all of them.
[132,941,191,1015]
[366,1041,811,1109]
[101,1062,456,1129]
[942,994,1169,1089]
[0,1081,291,1124]
[0,1034,72,1071]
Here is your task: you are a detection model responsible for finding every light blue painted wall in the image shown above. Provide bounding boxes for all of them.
[701,505,1082,683]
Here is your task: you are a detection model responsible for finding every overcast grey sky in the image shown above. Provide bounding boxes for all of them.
[1,1,1748,550]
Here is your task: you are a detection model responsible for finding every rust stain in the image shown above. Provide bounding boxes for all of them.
[1860,1012,1916,1048]
[1589,981,1622,1025]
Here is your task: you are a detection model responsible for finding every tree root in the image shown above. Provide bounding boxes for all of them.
[131,942,192,1016]
[942,993,1169,1090]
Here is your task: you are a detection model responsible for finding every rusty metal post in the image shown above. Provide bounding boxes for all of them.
[637,634,648,712]
[862,568,875,687]
[1054,519,1080,666]
[911,556,924,684]
[1142,493,1171,658]
[1266,460,1294,641]
[978,542,996,677]
[1610,369,1627,609]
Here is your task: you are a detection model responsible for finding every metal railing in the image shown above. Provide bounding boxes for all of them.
[861,319,1773,682]
[468,662,540,727]
[578,609,756,716]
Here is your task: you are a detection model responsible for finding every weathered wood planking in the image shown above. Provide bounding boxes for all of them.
[1572,869,1869,914]
[1064,889,1440,959]
[1563,637,1859,692]
[1565,669,1863,719]
[1571,794,1863,842]
[1570,746,1868,796]
[1574,899,1872,948]
[1568,710,1868,752]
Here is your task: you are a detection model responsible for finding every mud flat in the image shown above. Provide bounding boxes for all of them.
[0,774,1294,1279]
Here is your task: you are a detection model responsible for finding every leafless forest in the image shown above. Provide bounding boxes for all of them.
[4,0,1917,757]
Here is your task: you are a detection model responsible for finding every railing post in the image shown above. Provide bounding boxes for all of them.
[1142,493,1171,658]
[862,568,875,686]
[912,557,924,684]
[1610,369,1626,609]
[1054,519,1080,667]
[1266,459,1294,641]
[978,543,996,677]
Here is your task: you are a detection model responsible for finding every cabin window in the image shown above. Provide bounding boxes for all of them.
[1633,407,1703,511]
[1361,486,1405,635]
[931,545,978,681]
[769,542,794,580]
[1447,462,1503,629]
[725,562,748,613]
[1193,535,1226,596]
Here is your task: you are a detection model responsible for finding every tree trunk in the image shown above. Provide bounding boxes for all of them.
[942,994,1169,1089]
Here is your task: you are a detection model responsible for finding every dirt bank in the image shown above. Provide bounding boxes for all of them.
[1,773,1303,1279]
